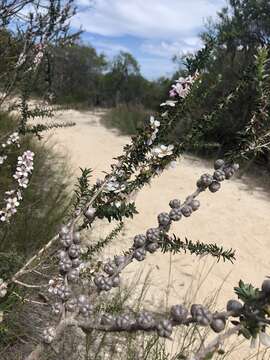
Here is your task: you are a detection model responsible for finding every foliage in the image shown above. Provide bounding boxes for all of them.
[170,0,270,169]
[161,236,236,263]
[101,104,151,135]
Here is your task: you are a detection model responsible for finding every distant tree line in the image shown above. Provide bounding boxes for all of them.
[1,0,269,170]
[0,26,170,109]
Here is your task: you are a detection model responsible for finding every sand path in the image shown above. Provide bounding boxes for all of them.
[47,109,270,357]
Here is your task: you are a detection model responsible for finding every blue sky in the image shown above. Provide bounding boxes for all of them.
[72,0,227,79]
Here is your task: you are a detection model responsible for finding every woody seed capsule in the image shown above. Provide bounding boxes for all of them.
[209,181,221,193]
[210,317,226,333]
[169,199,181,209]
[169,208,182,221]
[181,205,193,217]
[170,305,188,323]
[157,319,173,338]
[214,159,225,170]
[158,212,171,227]
[133,234,146,248]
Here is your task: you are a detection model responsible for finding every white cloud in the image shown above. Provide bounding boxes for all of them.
[74,0,225,40]
[74,0,226,78]
[87,37,130,57]
[141,38,203,58]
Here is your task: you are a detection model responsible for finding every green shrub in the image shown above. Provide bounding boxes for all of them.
[0,112,72,348]
[101,104,151,135]
[0,112,72,272]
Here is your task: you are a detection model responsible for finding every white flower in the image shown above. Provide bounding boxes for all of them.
[0,279,7,298]
[145,152,153,161]
[6,197,19,210]
[151,144,174,158]
[16,190,22,200]
[150,116,160,129]
[0,155,7,165]
[147,128,159,146]
[17,178,29,188]
[115,201,122,208]
[0,211,6,222]
[160,100,177,107]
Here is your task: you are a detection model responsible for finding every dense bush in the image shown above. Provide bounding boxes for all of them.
[0,111,72,348]
[101,104,151,135]
[169,0,270,170]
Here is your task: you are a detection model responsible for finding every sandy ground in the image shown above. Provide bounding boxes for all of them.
[45,109,270,358]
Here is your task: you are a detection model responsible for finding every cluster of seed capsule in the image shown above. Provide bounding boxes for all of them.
[196,159,239,193]
[94,159,239,293]
[43,225,93,343]
[44,159,241,343]
[95,297,244,338]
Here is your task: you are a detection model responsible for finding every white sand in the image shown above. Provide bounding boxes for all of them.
[46,109,270,358]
